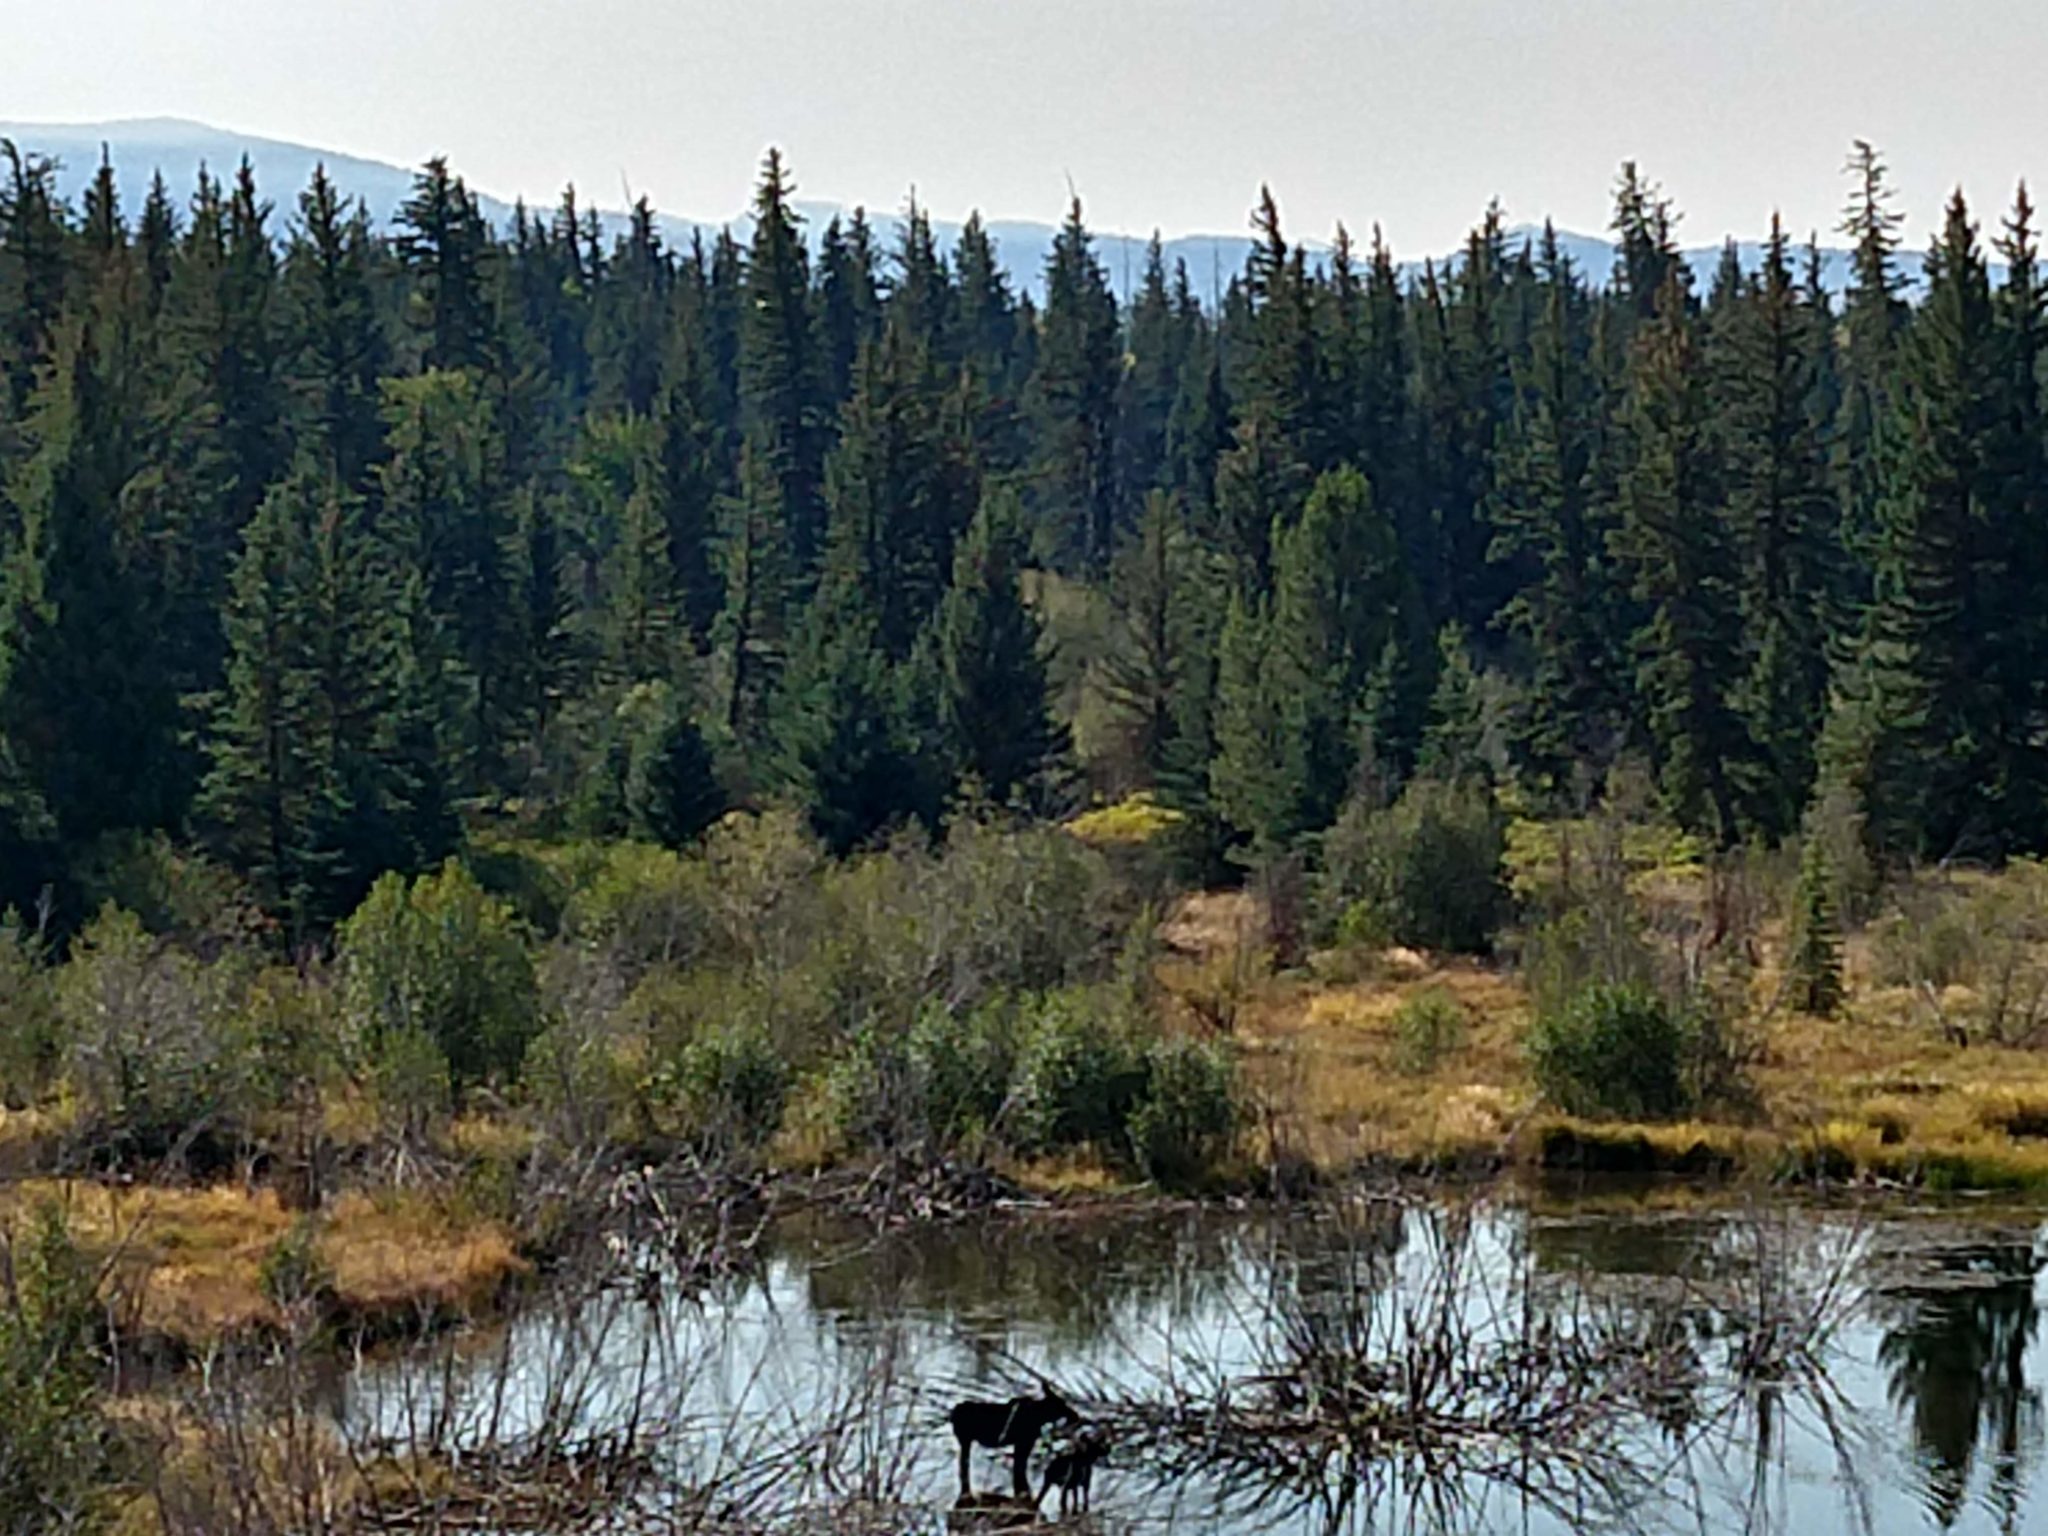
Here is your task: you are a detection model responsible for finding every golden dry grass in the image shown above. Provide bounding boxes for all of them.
[0,1179,525,1348]
[1161,868,2048,1190]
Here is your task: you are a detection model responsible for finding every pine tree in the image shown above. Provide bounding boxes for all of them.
[571,412,678,685]
[815,209,881,407]
[1116,236,1182,508]
[0,301,176,843]
[718,441,793,741]
[822,326,978,658]
[1836,141,1909,585]
[1856,192,2008,858]
[934,490,1064,808]
[378,371,518,778]
[1210,466,1411,845]
[624,683,724,848]
[201,461,424,931]
[396,158,496,373]
[1491,226,1619,787]
[278,166,389,490]
[738,150,827,582]
[953,212,1026,470]
[1092,492,1212,793]
[1208,590,1291,851]
[588,197,671,418]
[1991,185,2048,842]
[1029,198,1121,571]
[653,288,728,645]
[1710,217,1836,837]
[1610,272,1745,844]
[774,568,933,854]
[0,142,68,423]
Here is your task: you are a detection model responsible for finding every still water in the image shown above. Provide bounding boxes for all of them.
[345,1191,2048,1534]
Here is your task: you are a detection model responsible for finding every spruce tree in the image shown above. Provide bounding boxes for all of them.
[1491,226,1618,787]
[1609,272,1745,844]
[738,150,827,582]
[1029,198,1121,571]
[395,158,496,373]
[1710,217,1836,836]
[1856,193,2008,858]
[278,166,389,490]
[624,683,724,849]
[934,491,1064,808]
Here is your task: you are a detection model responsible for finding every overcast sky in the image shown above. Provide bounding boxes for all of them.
[6,0,2045,253]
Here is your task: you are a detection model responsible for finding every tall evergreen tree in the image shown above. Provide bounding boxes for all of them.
[395,157,496,373]
[934,490,1064,807]
[738,150,827,583]
[278,166,389,490]
[1028,198,1121,571]
[1710,217,1836,836]
[1854,193,2013,858]
[1610,272,1745,843]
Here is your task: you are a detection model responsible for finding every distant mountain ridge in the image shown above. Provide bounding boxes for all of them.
[1,117,1935,300]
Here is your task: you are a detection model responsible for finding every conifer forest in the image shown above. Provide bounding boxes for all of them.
[6,140,2041,932]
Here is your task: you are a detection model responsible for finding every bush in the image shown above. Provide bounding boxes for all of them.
[1130,1037,1237,1186]
[1010,990,1150,1154]
[657,1022,789,1153]
[0,1205,111,1534]
[339,862,540,1103]
[0,916,55,1106]
[258,1216,334,1310]
[1528,982,1691,1120]
[55,904,253,1161]
[825,997,1020,1156]
[1392,987,1468,1076]
[1320,778,1507,955]
[560,842,715,982]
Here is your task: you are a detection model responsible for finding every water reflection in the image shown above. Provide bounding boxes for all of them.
[326,1198,2048,1536]
[1880,1234,2044,1530]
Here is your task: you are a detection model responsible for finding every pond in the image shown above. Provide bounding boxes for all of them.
[340,1189,2048,1535]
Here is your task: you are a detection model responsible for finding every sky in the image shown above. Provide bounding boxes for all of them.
[6,0,2048,255]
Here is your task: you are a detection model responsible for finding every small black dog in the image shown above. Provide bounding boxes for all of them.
[1039,1429,1108,1514]
[949,1384,1080,1496]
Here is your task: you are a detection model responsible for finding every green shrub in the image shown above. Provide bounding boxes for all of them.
[1320,779,1507,955]
[824,997,1019,1156]
[54,904,253,1159]
[657,1022,789,1152]
[1130,1038,1237,1186]
[258,1216,334,1309]
[1010,990,1149,1154]
[561,842,714,981]
[0,916,55,1107]
[1528,982,1691,1120]
[339,861,540,1102]
[1392,987,1468,1076]
[0,1205,111,1534]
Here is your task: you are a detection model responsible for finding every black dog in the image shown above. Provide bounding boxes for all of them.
[949,1385,1079,1496]
[1039,1430,1107,1514]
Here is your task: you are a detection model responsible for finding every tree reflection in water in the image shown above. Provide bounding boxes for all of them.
[1879,1234,2044,1531]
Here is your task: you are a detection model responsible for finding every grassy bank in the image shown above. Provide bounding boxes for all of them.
[0,1179,524,1355]
[1205,855,2048,1192]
